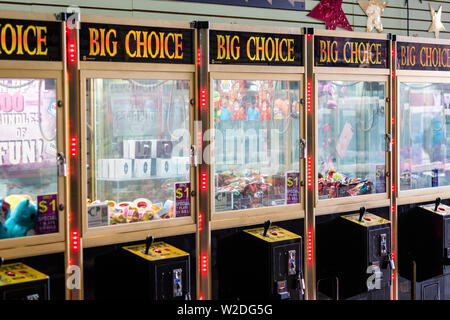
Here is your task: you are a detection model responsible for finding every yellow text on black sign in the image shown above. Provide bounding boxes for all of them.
[0,23,48,56]
[216,34,296,62]
[88,27,184,60]
[400,44,450,69]
[318,39,383,65]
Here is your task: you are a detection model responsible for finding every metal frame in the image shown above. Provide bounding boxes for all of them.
[207,23,306,230]
[395,35,450,206]
[72,14,198,299]
[311,29,394,300]
[313,32,392,216]
[0,10,68,261]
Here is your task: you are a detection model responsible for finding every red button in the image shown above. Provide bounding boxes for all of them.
[271,232,278,236]
[364,217,372,221]
[154,249,162,253]
[439,207,445,211]
[19,271,27,274]
[164,249,170,252]
[6,272,15,276]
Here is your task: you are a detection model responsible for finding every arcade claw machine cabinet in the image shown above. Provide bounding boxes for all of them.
[0,10,67,299]
[199,23,306,300]
[311,29,395,300]
[75,14,197,299]
[395,36,450,300]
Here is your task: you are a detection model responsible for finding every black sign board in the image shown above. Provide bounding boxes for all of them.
[397,41,450,71]
[314,36,389,69]
[210,30,303,66]
[79,23,194,64]
[0,19,61,61]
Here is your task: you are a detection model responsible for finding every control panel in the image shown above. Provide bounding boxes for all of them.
[218,221,304,300]
[95,236,190,300]
[123,241,189,261]
[0,262,49,300]
[0,263,48,287]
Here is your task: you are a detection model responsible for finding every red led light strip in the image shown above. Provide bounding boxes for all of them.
[306,81,312,113]
[392,184,396,193]
[197,48,201,66]
[201,171,207,191]
[307,156,313,189]
[201,254,208,273]
[307,230,313,263]
[70,137,77,157]
[198,211,203,232]
[68,42,76,64]
[71,231,79,251]
[200,89,207,110]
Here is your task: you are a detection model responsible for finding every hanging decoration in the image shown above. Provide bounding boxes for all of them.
[307,0,352,31]
[428,4,446,39]
[359,0,388,33]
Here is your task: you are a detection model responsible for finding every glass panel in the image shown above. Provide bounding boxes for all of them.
[317,80,386,199]
[213,80,300,212]
[399,82,450,190]
[0,78,58,239]
[86,79,191,228]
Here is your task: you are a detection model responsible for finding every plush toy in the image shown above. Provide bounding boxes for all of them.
[5,199,37,238]
[0,198,10,239]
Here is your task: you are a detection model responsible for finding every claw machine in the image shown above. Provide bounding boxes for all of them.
[311,29,395,300]
[75,14,197,299]
[0,10,67,299]
[395,36,450,300]
[197,22,306,300]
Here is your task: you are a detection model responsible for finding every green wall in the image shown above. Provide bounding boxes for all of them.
[0,0,449,39]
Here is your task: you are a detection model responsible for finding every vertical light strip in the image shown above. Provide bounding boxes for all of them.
[195,21,211,300]
[390,35,398,300]
[307,229,313,263]
[64,15,83,300]
[304,28,316,300]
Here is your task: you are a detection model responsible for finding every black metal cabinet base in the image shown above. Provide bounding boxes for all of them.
[398,275,450,300]
[95,241,190,300]
[0,263,49,300]
[218,225,304,300]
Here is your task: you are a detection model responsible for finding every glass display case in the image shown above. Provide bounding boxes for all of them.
[0,77,59,239]
[317,80,386,200]
[213,79,300,212]
[399,82,450,191]
[85,77,192,229]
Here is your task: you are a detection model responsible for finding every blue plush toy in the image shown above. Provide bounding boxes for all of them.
[0,198,10,239]
[5,199,37,238]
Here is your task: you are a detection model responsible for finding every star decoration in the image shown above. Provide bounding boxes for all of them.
[307,0,352,31]
[428,4,446,39]
[359,0,388,33]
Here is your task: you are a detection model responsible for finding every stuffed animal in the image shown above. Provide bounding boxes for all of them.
[0,198,10,239]
[5,199,37,238]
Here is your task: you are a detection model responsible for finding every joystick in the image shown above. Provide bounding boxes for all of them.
[263,220,271,237]
[358,207,366,222]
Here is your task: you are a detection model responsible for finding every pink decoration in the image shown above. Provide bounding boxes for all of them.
[307,0,353,31]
